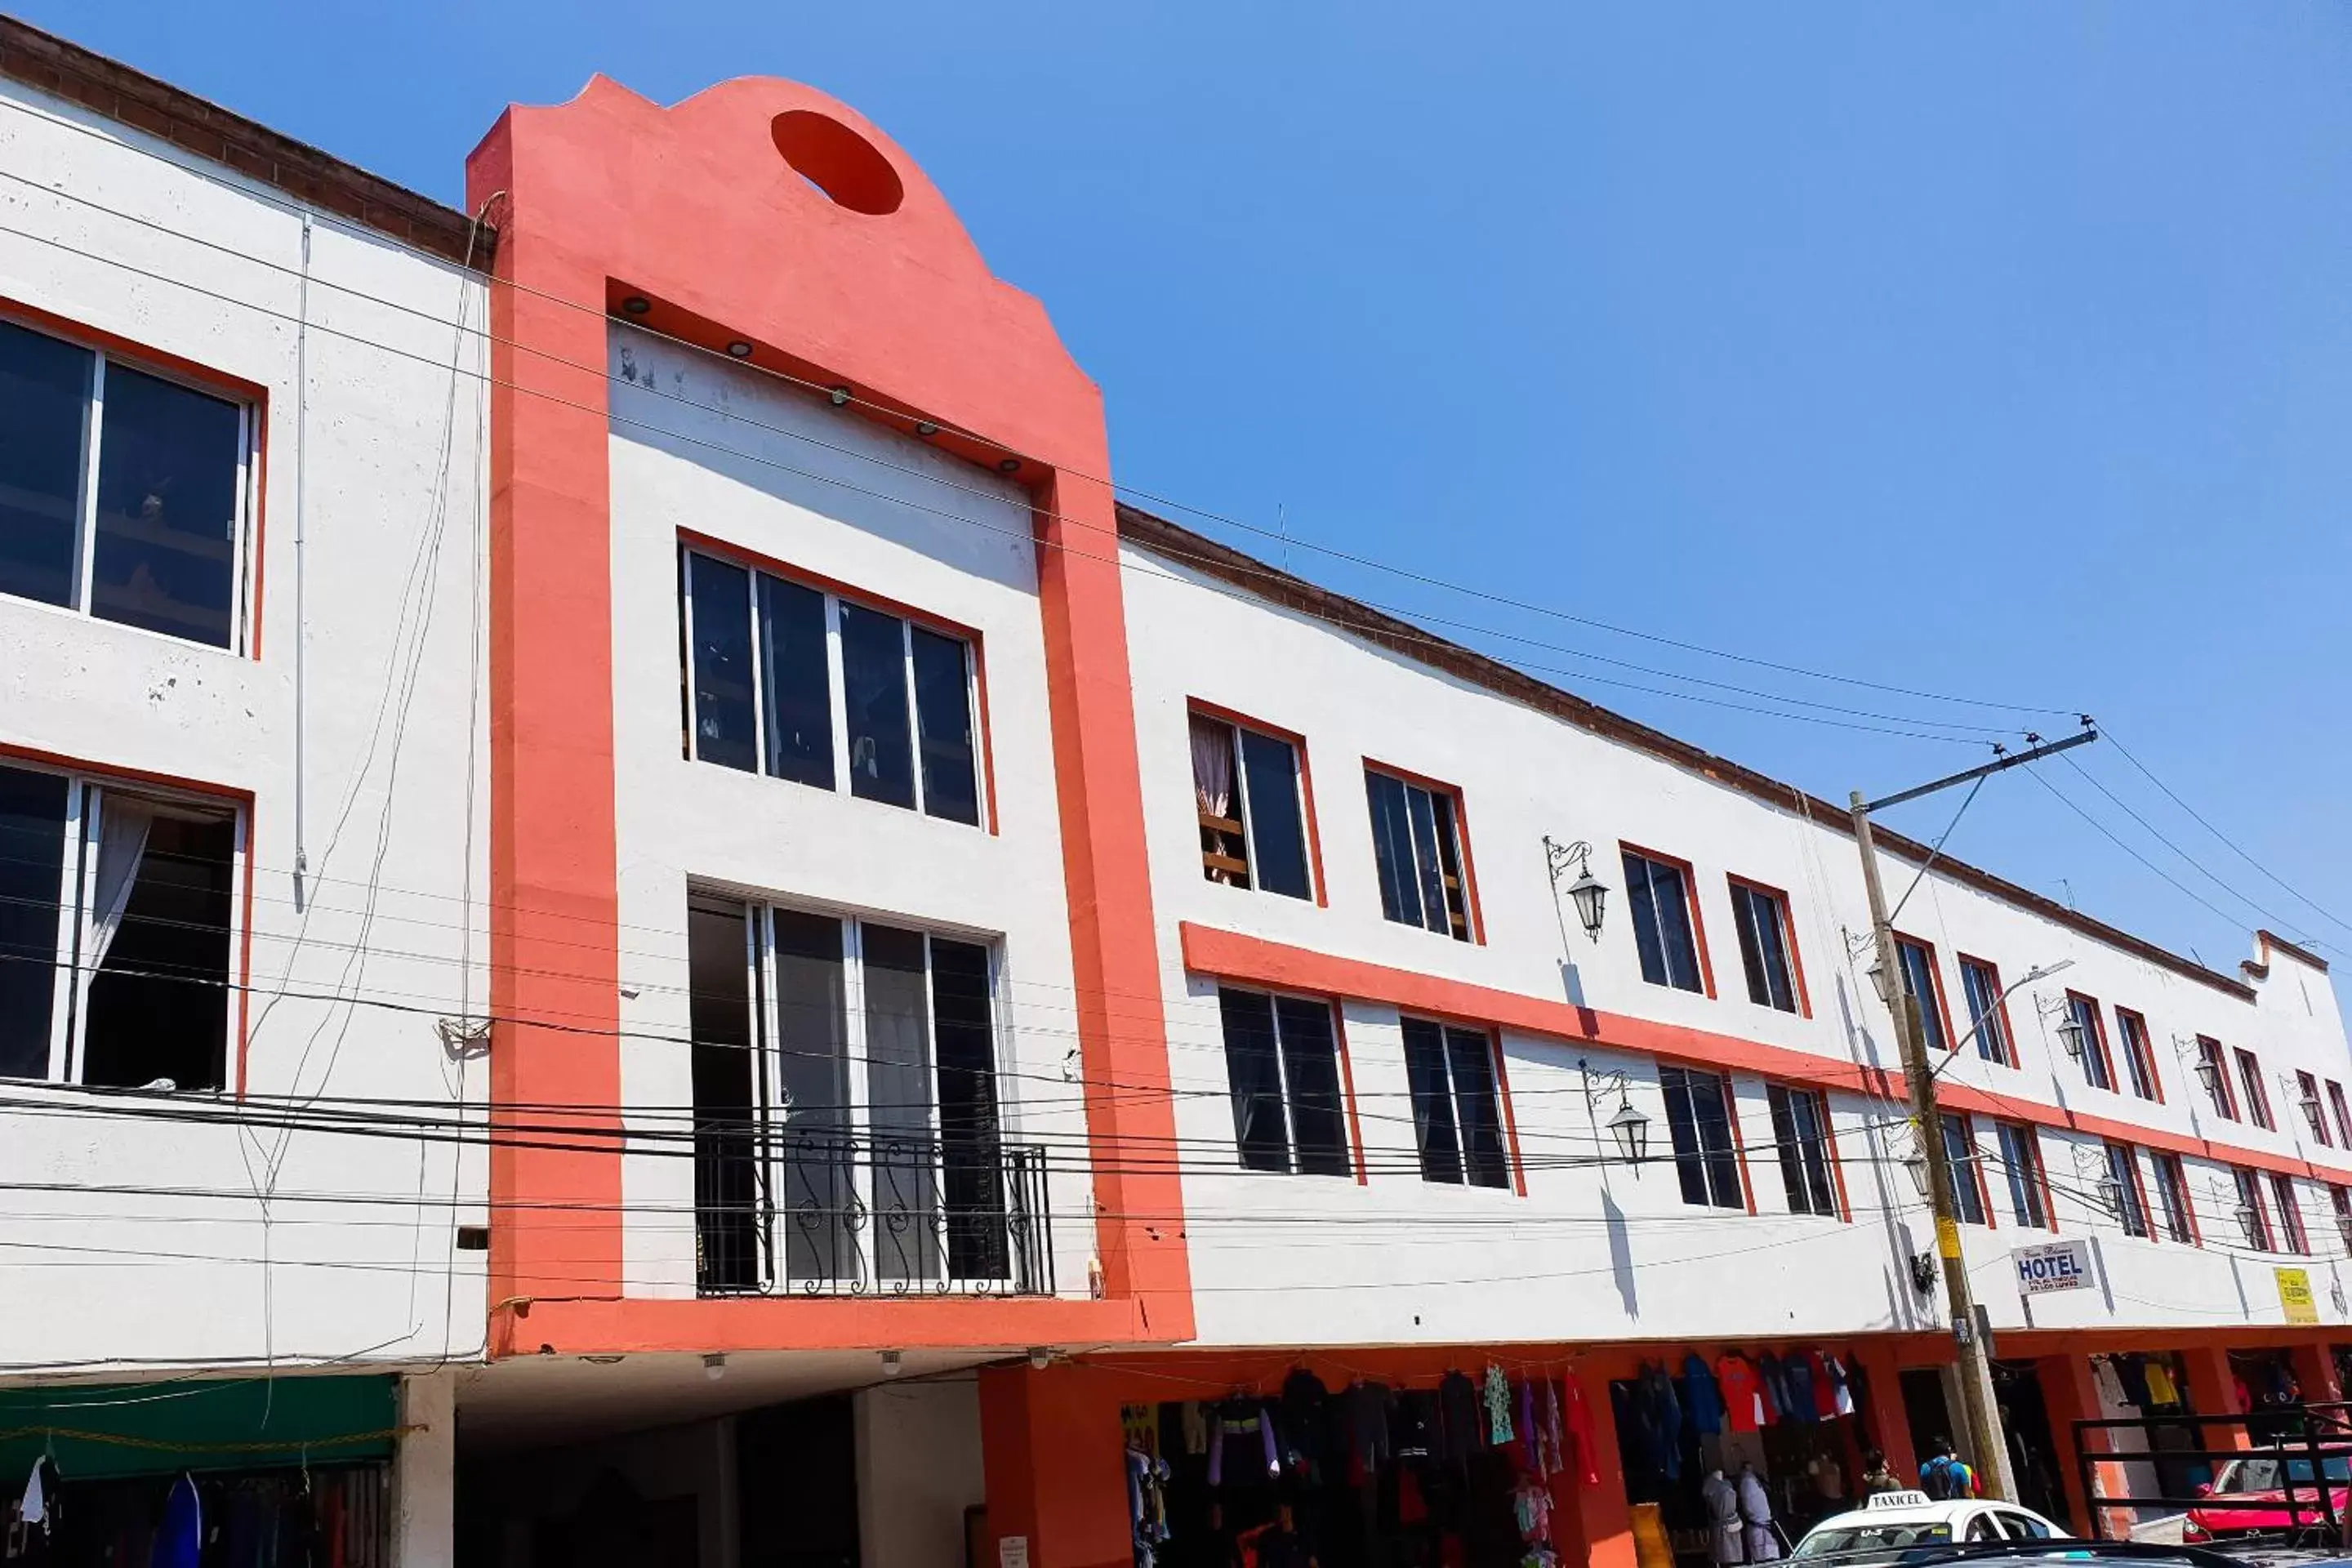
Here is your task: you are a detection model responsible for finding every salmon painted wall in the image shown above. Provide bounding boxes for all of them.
[464,74,1189,1350]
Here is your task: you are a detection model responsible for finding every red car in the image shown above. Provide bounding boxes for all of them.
[2180,1450,2352,1541]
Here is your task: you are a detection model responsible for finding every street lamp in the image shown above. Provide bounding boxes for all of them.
[1606,1096,1650,1165]
[2038,994,2087,1064]
[1545,838,1609,942]
[1868,957,1895,1009]
[1904,1150,1929,1200]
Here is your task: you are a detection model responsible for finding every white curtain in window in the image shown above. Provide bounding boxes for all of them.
[1189,717,1232,818]
[86,795,154,973]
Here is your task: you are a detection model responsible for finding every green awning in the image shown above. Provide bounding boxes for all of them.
[0,1374,398,1482]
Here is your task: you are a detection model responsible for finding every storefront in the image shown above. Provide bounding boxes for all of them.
[1121,1361,1593,1568]
[0,1375,399,1568]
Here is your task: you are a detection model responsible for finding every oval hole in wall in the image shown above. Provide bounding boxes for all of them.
[770,110,904,216]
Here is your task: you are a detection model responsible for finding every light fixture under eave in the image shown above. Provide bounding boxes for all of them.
[1027,1347,1053,1371]
[828,385,853,407]
[621,296,651,315]
[880,1349,905,1378]
[997,457,1022,474]
[727,341,754,358]
[915,421,939,437]
[702,1352,727,1383]
[1605,1096,1649,1165]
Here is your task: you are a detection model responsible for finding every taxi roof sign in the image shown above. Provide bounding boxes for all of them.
[1864,1491,1934,1509]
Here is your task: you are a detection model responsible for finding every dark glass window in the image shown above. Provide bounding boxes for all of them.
[840,604,916,810]
[77,805,234,1092]
[1216,988,1350,1178]
[89,365,243,648]
[930,935,1006,1279]
[687,896,760,1294]
[0,323,250,648]
[2236,1049,2274,1130]
[1729,881,1797,1012]
[1998,1123,2046,1227]
[2105,1145,2149,1239]
[1659,1067,1742,1209]
[911,626,979,825]
[2273,1174,2309,1255]
[1400,1018,1509,1188]
[2153,1153,2194,1243]
[1767,1085,1837,1216]
[685,552,757,773]
[1941,1113,1985,1225]
[1365,770,1470,939]
[1236,730,1311,900]
[0,321,91,611]
[1895,940,1947,1052]
[2118,1011,2159,1102]
[1959,959,2009,1065]
[2235,1168,2274,1250]
[1624,851,1703,992]
[2071,996,2110,1089]
[0,764,69,1080]
[758,574,834,789]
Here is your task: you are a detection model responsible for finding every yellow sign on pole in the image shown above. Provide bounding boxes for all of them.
[2277,1267,2317,1325]
[1936,1216,1963,1260]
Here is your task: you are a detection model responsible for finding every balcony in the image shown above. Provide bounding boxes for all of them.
[696,1128,1054,1298]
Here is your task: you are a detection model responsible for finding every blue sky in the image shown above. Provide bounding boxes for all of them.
[34,2,2351,975]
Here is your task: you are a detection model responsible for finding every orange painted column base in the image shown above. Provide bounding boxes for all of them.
[1562,1369,1635,1568]
[2036,1354,2118,1539]
[2292,1341,2343,1404]
[978,1364,1134,1568]
[1851,1343,1918,1485]
[2180,1346,2253,1454]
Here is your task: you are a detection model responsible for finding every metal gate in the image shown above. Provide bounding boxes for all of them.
[2073,1401,2352,1545]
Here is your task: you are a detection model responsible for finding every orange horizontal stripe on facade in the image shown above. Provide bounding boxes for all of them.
[1178,921,2352,1190]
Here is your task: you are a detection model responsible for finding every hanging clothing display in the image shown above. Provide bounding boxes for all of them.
[1438,1371,1483,1467]
[1205,1403,1280,1487]
[1714,1353,1762,1434]
[1485,1365,1515,1447]
[1280,1370,1332,1481]
[149,1475,199,1568]
[1682,1354,1724,1437]
[1821,1354,1855,1418]
[2145,1358,2182,1406]
[1345,1382,1393,1477]
[1564,1378,1600,1486]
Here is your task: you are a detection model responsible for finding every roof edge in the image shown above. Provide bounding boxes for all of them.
[0,15,493,270]
[1116,504,2259,1004]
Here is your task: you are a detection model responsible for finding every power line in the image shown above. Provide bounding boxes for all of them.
[0,168,2041,746]
[0,117,2073,728]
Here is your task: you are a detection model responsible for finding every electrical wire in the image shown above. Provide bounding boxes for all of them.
[0,121,2074,728]
[0,172,2046,747]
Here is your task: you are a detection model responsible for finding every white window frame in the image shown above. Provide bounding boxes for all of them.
[1194,714,1316,902]
[2,315,258,654]
[3,760,247,1089]
[680,548,986,829]
[710,894,1015,1295]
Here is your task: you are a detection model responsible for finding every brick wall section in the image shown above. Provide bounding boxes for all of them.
[0,13,493,270]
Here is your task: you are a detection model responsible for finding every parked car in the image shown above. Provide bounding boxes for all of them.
[1793,1491,2070,1564]
[2183,1452,2352,1542]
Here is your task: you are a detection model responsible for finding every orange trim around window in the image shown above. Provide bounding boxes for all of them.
[2234,1048,2274,1131]
[1326,1001,1369,1187]
[0,741,256,1096]
[1363,756,1484,942]
[0,295,271,661]
[676,528,1001,836]
[1721,1074,1759,1214]
[1955,954,2018,1068]
[1485,1029,1530,1199]
[1623,841,1717,999]
[1892,932,1958,1053]
[1951,1111,1996,1229]
[2198,1036,2238,1120]
[1189,698,1328,907]
[1727,873,1811,1018]
[2115,1007,2164,1104]
[2065,991,2118,1091]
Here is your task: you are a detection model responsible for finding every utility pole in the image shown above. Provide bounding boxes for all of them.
[1850,725,2096,1500]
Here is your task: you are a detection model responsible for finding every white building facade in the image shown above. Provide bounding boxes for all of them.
[6,20,2350,1568]
[0,21,488,1568]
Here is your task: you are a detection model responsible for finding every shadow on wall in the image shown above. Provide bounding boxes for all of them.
[1603,1186,1640,1319]
[609,328,1037,599]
